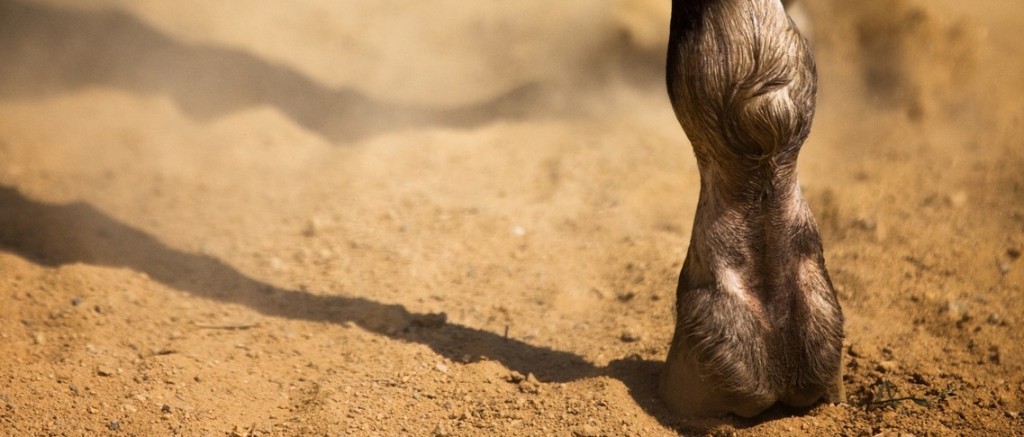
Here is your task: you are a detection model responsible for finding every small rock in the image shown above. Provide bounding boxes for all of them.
[997,392,1012,407]
[122,404,137,413]
[619,329,641,343]
[573,424,601,437]
[617,292,636,302]
[108,421,120,431]
[302,216,328,237]
[433,422,450,436]
[853,216,877,231]
[161,404,172,414]
[998,260,1012,275]
[269,256,286,272]
[941,299,970,323]
[877,361,898,373]
[506,371,526,383]
[518,373,542,394]
[988,346,1001,364]
[848,343,867,358]
[32,332,46,345]
[948,191,968,208]
[911,371,932,385]
[434,362,449,373]
[97,366,115,377]
[986,313,1004,325]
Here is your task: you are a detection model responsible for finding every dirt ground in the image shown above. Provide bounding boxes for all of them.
[1,0,1022,435]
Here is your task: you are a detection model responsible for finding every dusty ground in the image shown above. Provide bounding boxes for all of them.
[1,0,1022,435]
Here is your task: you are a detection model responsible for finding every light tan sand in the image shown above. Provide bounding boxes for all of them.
[1,0,1021,434]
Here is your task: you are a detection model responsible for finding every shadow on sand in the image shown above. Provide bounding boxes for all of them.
[0,185,713,431]
[0,0,548,144]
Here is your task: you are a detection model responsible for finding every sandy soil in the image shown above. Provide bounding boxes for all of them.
[1,0,1022,435]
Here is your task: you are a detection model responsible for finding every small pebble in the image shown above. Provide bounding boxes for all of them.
[853,216,877,231]
[434,362,449,373]
[997,392,1012,407]
[848,343,867,358]
[107,421,120,431]
[32,332,46,346]
[573,424,601,437]
[432,423,449,436]
[988,346,1001,364]
[948,191,968,208]
[997,258,1013,274]
[876,361,898,373]
[620,329,641,343]
[911,371,932,385]
[302,216,327,237]
[941,299,970,323]
[517,373,542,394]
[268,257,285,272]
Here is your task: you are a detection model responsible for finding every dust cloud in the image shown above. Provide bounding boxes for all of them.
[1,0,1022,435]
